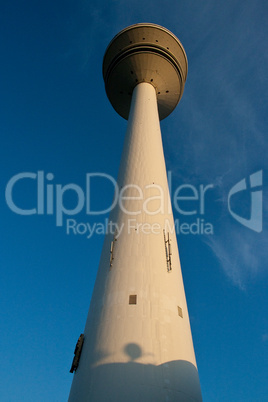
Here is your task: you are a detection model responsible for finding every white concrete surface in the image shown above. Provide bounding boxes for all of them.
[68,82,202,401]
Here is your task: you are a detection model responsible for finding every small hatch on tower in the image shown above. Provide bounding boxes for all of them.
[177,306,183,318]
[129,295,137,305]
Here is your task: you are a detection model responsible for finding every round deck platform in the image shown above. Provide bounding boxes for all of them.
[103,23,188,120]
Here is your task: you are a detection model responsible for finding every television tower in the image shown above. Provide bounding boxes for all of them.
[68,23,202,401]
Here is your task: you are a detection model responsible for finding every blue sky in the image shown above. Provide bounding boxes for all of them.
[1,1,267,401]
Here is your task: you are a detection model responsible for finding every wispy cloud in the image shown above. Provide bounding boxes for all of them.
[162,3,268,288]
[262,333,268,343]
[204,224,268,290]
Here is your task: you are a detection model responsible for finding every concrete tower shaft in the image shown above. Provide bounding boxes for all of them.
[68,24,202,402]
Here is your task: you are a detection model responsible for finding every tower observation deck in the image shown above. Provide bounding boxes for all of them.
[103,23,188,120]
[68,23,202,402]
